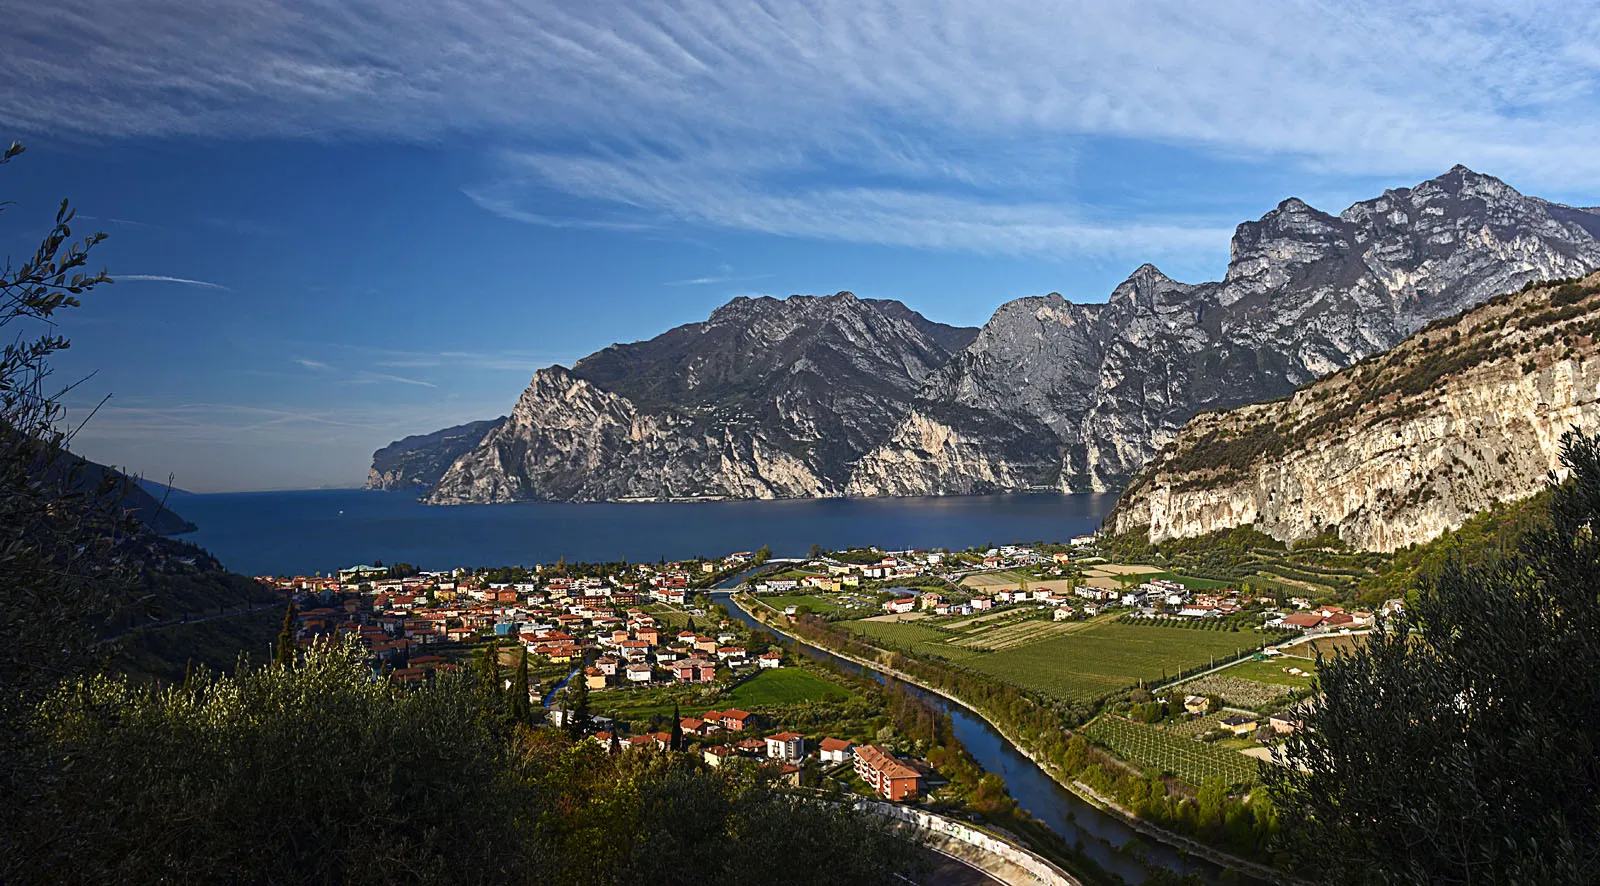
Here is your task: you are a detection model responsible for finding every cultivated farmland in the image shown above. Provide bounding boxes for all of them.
[1083,715,1260,787]
[968,621,1263,702]
[845,612,1266,703]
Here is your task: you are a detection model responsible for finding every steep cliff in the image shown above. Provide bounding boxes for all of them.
[424,294,975,502]
[365,418,505,490]
[1106,273,1600,552]
[846,168,1600,496]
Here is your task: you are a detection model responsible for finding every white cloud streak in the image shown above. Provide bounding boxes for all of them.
[118,274,229,289]
[7,1,1600,255]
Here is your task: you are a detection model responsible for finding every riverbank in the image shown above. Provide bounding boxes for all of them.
[730,592,1295,886]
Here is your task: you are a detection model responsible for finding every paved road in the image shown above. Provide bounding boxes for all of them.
[908,848,1002,885]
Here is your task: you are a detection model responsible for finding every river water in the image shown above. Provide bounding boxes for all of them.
[711,583,1248,886]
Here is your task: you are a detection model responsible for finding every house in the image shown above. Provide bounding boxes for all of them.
[1184,695,1210,715]
[584,667,608,690]
[703,745,734,767]
[919,592,942,611]
[1269,713,1303,735]
[1053,606,1075,621]
[818,737,854,764]
[757,652,783,669]
[1221,714,1258,736]
[680,717,714,737]
[764,731,806,761]
[673,659,717,684]
[625,663,653,683]
[854,744,923,801]
[882,597,916,614]
[720,709,756,731]
[1282,612,1325,630]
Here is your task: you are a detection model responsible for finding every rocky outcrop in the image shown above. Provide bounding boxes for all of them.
[846,167,1600,496]
[1106,273,1600,551]
[365,418,504,490]
[423,294,975,502]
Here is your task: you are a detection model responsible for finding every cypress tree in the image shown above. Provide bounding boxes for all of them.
[511,647,532,723]
[272,600,298,668]
[670,703,684,751]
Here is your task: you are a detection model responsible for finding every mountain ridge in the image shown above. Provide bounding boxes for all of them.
[423,294,976,502]
[845,165,1600,496]
[1106,272,1600,551]
[375,166,1600,504]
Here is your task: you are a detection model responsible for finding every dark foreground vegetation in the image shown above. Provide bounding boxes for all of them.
[1267,432,1600,884]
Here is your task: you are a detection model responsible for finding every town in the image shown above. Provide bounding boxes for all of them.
[255,534,1387,819]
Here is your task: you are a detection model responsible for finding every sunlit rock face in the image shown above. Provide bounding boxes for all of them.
[847,168,1600,497]
[1108,273,1600,551]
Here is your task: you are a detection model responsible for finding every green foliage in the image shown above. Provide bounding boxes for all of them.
[0,144,123,723]
[1358,488,1551,605]
[5,640,918,885]
[1267,432,1600,883]
[511,646,532,723]
[271,599,297,668]
[10,640,524,884]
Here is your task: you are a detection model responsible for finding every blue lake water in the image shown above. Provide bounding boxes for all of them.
[176,489,1115,575]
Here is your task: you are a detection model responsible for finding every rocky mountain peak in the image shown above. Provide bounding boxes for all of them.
[388,166,1600,507]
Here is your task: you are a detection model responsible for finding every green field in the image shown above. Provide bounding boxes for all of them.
[1215,655,1318,687]
[763,593,866,616]
[1083,715,1260,786]
[1151,572,1235,591]
[641,604,696,629]
[968,621,1262,702]
[726,667,853,707]
[593,667,852,723]
[846,614,1265,702]
[844,619,980,661]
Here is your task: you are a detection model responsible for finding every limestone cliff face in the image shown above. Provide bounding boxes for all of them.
[365,419,505,491]
[423,294,975,502]
[847,168,1600,497]
[1107,273,1600,551]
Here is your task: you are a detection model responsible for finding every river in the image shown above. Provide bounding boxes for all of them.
[711,579,1252,886]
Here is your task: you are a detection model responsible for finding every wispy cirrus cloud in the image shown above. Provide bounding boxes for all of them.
[118,274,229,289]
[664,266,773,286]
[7,1,1600,257]
[291,356,436,388]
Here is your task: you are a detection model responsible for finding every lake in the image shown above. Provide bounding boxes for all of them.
[176,489,1115,575]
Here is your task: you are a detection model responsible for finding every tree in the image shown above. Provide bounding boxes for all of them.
[670,703,685,752]
[10,639,528,884]
[0,142,119,720]
[272,599,298,668]
[510,647,532,723]
[477,639,502,693]
[1267,431,1600,884]
[560,673,590,740]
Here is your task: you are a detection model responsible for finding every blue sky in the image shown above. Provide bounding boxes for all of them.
[3,0,1598,492]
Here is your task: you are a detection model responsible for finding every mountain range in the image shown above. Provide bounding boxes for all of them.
[372,167,1600,504]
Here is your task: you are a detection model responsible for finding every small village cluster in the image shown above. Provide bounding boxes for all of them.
[258,552,766,685]
[255,550,947,804]
[588,716,926,801]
